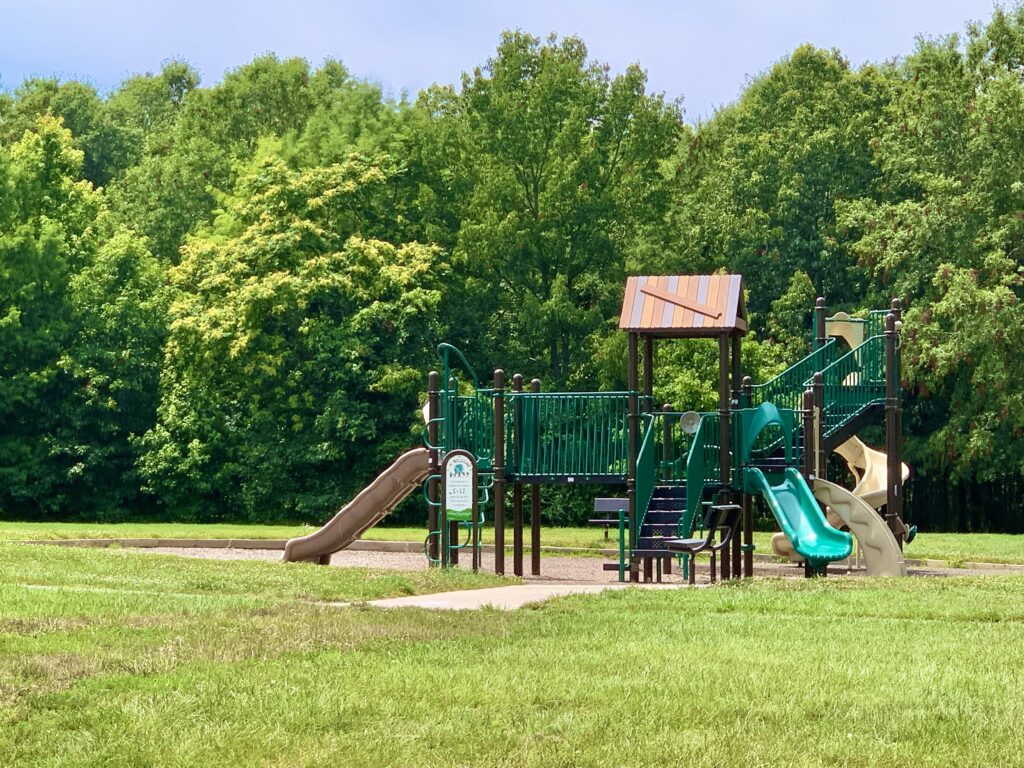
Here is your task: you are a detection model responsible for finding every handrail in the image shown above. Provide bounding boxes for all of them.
[437,343,481,391]
[817,334,887,437]
[681,413,720,539]
[749,339,839,411]
[634,414,657,549]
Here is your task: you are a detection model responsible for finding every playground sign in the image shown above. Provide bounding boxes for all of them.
[441,449,479,570]
[444,452,475,517]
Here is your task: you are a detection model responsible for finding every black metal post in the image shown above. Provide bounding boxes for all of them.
[742,494,753,578]
[427,371,440,564]
[662,403,673,481]
[627,332,640,583]
[802,388,815,480]
[641,336,654,580]
[531,377,542,576]
[512,373,524,577]
[446,376,458,567]
[493,369,505,575]
[741,374,754,578]
[812,371,826,481]
[731,334,743,578]
[885,311,905,547]
[718,334,731,489]
[815,297,827,350]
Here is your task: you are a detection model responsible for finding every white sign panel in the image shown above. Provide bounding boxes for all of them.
[444,454,474,515]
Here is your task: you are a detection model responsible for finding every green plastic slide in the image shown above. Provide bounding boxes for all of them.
[744,466,853,567]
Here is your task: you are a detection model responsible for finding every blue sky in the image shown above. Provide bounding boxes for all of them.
[0,0,1001,122]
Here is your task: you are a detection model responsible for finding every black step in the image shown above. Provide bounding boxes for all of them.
[651,486,687,499]
[637,537,675,551]
[641,510,684,524]
[631,548,678,557]
[647,497,686,511]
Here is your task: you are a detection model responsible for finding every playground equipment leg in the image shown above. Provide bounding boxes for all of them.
[427,371,440,565]
[511,374,525,576]
[617,511,626,583]
[448,521,459,565]
[721,529,731,580]
[742,494,754,578]
[530,484,541,576]
[643,557,652,583]
[530,378,543,577]
[513,482,524,577]
[471,510,480,572]
[493,369,506,575]
[627,333,640,584]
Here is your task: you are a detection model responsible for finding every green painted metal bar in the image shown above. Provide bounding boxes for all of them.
[502,391,634,481]
[818,334,887,437]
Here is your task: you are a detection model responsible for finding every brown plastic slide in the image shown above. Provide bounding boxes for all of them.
[282,448,430,564]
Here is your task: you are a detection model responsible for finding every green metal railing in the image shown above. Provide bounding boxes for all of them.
[633,410,696,544]
[864,310,889,340]
[439,389,495,468]
[435,343,496,466]
[507,392,632,481]
[813,309,890,348]
[818,334,887,437]
[680,413,721,539]
[745,340,839,457]
[635,416,657,548]
[748,339,840,411]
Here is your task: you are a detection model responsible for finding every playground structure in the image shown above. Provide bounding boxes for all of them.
[284,275,912,581]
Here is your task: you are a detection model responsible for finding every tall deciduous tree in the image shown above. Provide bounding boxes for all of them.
[423,32,682,385]
[668,45,895,326]
[139,154,446,521]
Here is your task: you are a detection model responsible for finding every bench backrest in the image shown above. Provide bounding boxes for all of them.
[593,498,627,513]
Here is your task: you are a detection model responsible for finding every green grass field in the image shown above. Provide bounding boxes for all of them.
[3,543,1024,767]
[4,521,1024,566]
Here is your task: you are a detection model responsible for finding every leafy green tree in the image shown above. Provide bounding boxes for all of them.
[107,56,393,265]
[836,8,1024,482]
[0,117,103,516]
[669,46,895,324]
[422,31,682,385]
[0,78,135,187]
[139,153,446,521]
[53,231,168,518]
[105,61,199,164]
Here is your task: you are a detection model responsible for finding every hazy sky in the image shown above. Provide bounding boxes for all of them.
[0,0,1001,122]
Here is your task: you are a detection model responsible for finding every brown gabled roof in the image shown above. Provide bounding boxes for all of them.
[618,275,747,337]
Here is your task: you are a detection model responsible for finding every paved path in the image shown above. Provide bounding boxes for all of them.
[363,582,685,611]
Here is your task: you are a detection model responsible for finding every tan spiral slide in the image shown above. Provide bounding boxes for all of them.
[771,436,909,576]
[283,448,430,564]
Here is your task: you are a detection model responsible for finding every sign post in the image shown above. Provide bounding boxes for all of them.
[441,450,478,571]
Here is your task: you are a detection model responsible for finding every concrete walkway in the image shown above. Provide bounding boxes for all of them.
[365,582,685,611]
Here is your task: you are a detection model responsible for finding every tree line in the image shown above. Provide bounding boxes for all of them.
[2,8,1024,531]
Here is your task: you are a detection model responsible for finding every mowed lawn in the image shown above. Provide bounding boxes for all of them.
[4,521,1024,565]
[3,544,1024,766]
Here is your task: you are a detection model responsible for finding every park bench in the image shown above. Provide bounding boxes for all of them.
[666,503,742,585]
[589,497,627,541]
